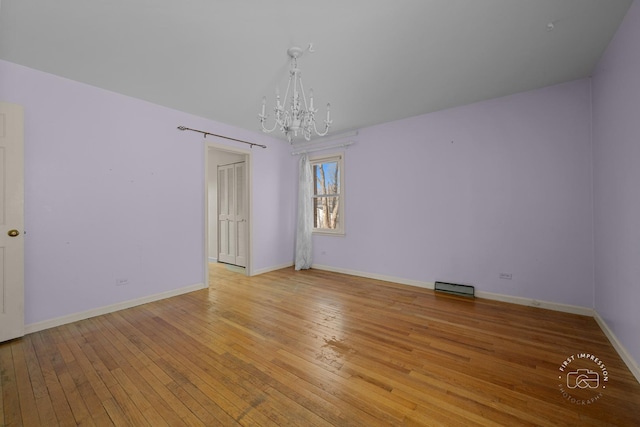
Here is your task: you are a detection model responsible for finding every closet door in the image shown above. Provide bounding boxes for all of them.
[217,162,246,267]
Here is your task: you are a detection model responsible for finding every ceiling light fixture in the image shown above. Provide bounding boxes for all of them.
[259,45,332,143]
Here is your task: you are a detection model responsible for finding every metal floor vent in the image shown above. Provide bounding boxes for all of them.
[434,281,475,298]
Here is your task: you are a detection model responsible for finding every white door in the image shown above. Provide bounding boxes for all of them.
[0,102,25,342]
[217,162,247,267]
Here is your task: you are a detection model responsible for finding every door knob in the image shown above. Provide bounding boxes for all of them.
[7,229,20,237]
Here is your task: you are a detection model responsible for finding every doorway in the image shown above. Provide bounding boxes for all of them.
[205,143,251,277]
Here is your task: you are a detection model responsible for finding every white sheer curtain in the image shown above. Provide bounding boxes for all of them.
[295,154,313,270]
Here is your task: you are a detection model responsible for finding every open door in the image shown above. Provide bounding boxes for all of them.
[0,102,25,342]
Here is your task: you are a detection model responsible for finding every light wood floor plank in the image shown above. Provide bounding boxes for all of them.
[0,341,21,426]
[9,340,40,427]
[20,335,58,426]
[1,264,639,426]
[29,332,77,425]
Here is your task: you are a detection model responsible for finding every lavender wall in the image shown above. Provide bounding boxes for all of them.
[314,79,594,307]
[592,0,640,366]
[0,59,295,325]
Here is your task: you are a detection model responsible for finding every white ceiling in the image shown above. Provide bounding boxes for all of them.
[0,0,633,141]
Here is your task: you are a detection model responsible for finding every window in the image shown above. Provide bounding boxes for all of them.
[311,154,344,235]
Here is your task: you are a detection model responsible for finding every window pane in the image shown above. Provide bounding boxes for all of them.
[313,162,339,196]
[310,154,343,234]
[313,196,340,230]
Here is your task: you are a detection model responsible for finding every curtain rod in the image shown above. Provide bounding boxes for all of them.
[177,126,267,149]
[291,141,355,156]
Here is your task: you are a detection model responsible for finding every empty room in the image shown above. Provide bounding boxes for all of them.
[1,1,640,425]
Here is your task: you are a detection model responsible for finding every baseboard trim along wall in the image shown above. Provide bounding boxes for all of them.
[473,290,594,316]
[252,262,294,276]
[25,282,207,334]
[311,264,435,290]
[311,263,639,382]
[593,312,640,384]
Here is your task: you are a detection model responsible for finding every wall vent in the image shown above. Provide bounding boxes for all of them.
[434,281,475,298]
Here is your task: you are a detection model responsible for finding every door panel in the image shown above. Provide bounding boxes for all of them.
[218,165,235,264]
[0,102,25,343]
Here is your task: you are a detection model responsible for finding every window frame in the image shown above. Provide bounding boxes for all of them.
[310,153,345,236]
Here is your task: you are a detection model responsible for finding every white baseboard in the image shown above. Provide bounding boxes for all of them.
[25,282,207,334]
[474,290,594,316]
[311,264,435,289]
[252,262,294,276]
[593,311,640,384]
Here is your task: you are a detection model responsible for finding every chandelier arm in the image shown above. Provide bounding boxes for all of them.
[312,120,331,137]
[259,96,279,134]
[260,116,279,133]
[312,106,332,137]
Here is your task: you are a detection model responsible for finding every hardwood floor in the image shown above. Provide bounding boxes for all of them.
[2,264,640,426]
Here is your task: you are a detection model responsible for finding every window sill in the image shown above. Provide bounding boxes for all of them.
[313,230,345,237]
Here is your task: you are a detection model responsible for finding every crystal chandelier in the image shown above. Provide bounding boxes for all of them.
[259,46,332,142]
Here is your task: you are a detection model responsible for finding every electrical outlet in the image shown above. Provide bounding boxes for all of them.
[499,273,512,280]
[116,278,129,286]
